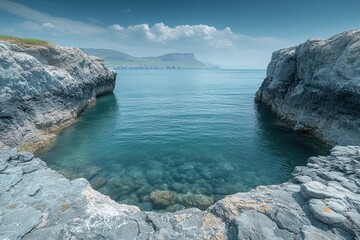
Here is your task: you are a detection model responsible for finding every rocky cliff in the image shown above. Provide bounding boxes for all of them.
[255,30,360,146]
[0,41,116,152]
[1,146,359,239]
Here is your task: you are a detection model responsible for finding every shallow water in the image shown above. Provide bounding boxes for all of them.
[39,69,330,211]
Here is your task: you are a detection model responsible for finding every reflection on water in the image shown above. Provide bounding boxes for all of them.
[254,103,329,161]
[39,69,330,212]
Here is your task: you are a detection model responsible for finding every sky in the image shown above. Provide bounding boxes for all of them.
[0,0,359,68]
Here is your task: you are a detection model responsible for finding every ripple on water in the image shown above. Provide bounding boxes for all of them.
[39,69,330,211]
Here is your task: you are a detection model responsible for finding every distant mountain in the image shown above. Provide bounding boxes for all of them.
[81,48,215,69]
[142,53,204,68]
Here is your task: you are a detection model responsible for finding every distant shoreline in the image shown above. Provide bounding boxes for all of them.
[112,67,266,71]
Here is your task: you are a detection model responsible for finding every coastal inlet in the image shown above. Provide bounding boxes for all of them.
[39,69,330,211]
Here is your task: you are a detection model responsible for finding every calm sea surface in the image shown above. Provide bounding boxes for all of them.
[39,69,330,211]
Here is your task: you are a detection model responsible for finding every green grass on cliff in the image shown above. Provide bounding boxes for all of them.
[0,35,50,46]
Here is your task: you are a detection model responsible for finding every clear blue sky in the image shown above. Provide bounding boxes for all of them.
[1,0,359,68]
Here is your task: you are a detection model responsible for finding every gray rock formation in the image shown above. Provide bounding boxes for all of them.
[1,146,359,239]
[255,30,360,146]
[0,41,116,152]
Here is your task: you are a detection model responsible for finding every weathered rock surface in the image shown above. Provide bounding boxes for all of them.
[0,41,116,151]
[1,146,359,239]
[255,30,360,145]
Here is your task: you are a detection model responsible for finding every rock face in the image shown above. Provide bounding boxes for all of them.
[0,41,116,151]
[255,30,360,146]
[1,146,359,239]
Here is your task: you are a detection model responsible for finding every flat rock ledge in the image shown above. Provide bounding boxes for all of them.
[0,146,359,239]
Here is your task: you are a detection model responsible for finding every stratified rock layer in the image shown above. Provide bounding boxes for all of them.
[0,41,116,151]
[1,146,359,239]
[255,30,360,145]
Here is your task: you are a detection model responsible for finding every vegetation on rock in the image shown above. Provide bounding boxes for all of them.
[0,35,51,47]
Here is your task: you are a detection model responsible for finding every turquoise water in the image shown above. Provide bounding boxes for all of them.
[39,69,330,211]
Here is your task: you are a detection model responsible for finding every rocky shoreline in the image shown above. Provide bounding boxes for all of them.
[1,32,360,239]
[1,146,359,239]
[0,41,116,152]
[255,30,360,146]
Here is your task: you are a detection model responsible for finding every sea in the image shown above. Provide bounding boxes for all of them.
[39,69,330,211]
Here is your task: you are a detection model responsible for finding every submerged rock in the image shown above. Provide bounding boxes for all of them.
[165,203,187,212]
[84,166,102,180]
[1,146,360,239]
[90,177,108,189]
[177,193,214,210]
[126,166,145,180]
[150,190,176,208]
[255,30,360,146]
[56,169,77,180]
[146,169,163,183]
[110,177,139,195]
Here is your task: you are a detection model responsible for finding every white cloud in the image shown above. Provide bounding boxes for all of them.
[0,0,104,34]
[15,21,55,31]
[43,22,54,28]
[105,22,292,67]
[88,16,101,24]
[107,22,290,51]
[236,34,289,46]
[0,0,292,67]
[109,22,238,49]
[109,24,124,32]
[16,20,41,31]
